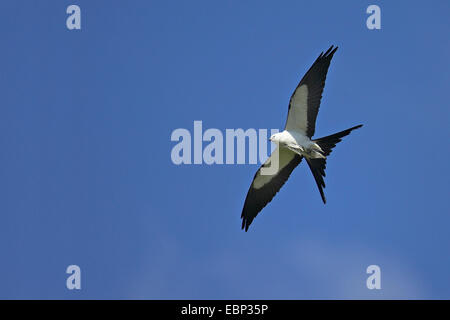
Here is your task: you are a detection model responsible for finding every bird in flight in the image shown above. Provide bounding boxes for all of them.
[241,46,362,231]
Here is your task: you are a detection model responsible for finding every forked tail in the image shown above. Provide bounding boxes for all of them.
[306,124,363,203]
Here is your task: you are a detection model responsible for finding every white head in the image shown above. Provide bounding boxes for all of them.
[269,133,281,143]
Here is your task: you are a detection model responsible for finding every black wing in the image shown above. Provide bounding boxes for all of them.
[284,45,338,137]
[241,147,302,231]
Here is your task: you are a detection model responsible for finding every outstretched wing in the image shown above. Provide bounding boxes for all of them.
[284,45,338,137]
[241,147,302,231]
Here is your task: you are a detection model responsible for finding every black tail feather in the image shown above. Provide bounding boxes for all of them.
[306,158,327,203]
[307,124,363,203]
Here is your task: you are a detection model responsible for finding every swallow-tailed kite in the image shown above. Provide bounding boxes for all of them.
[241,46,362,231]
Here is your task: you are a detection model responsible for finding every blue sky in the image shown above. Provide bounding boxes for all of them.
[0,1,449,299]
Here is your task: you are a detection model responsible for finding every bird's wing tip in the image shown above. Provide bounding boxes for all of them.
[326,45,338,56]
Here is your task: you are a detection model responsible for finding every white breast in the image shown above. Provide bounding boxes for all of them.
[279,130,313,149]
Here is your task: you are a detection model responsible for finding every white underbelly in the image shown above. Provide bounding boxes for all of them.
[280,130,324,159]
[281,130,312,148]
